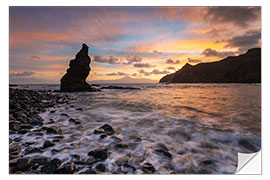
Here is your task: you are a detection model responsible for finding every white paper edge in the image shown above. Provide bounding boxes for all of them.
[235,150,261,174]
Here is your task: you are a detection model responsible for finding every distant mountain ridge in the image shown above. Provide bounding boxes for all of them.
[160,48,261,83]
[89,76,157,84]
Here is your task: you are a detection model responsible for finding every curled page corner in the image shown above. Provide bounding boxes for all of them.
[235,150,261,174]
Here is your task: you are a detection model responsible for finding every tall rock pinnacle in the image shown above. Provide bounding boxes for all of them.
[60,43,91,92]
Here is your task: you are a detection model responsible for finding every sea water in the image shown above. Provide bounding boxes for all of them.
[11,83,261,174]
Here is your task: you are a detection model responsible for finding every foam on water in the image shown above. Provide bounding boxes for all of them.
[13,83,261,174]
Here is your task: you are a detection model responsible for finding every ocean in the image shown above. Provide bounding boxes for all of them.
[10,83,261,174]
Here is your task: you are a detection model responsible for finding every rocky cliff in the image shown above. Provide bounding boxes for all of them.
[60,44,92,92]
[160,48,261,83]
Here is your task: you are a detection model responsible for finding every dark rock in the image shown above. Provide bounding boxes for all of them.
[9,143,21,153]
[31,163,39,170]
[20,124,33,129]
[71,154,80,160]
[50,110,56,113]
[123,164,136,173]
[60,43,92,92]
[94,124,115,135]
[10,157,20,167]
[95,163,106,172]
[141,163,156,174]
[82,168,98,174]
[94,129,105,134]
[111,135,123,142]
[40,158,61,174]
[28,117,43,126]
[16,157,33,171]
[55,164,76,174]
[88,149,108,161]
[76,108,83,111]
[129,156,144,167]
[74,160,86,165]
[129,135,142,142]
[160,48,261,83]
[100,134,107,139]
[200,160,215,166]
[69,118,81,125]
[155,150,172,159]
[60,113,69,117]
[32,156,51,165]
[51,158,62,167]
[46,126,62,134]
[43,140,56,148]
[51,149,61,154]
[101,85,140,90]
[24,147,44,155]
[115,156,129,166]
[17,129,30,134]
[9,138,12,144]
[115,143,128,149]
[9,121,21,131]
[53,135,65,139]
[86,157,97,165]
[69,118,76,123]
[99,124,115,135]
[25,141,35,145]
[152,143,169,152]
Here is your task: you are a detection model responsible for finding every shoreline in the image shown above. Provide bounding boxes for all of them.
[9,88,165,174]
[9,87,261,174]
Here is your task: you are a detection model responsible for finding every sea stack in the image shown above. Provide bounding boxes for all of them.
[60,43,91,92]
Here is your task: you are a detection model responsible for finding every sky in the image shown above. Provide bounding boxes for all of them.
[9,6,261,84]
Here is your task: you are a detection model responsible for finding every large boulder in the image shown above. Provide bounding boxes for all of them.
[60,43,92,92]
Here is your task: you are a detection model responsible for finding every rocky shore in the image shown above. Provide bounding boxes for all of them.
[9,88,166,174]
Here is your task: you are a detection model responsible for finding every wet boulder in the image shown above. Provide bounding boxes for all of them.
[55,164,76,174]
[43,140,56,148]
[16,157,33,171]
[94,124,115,135]
[46,126,62,134]
[9,121,21,131]
[88,149,108,161]
[40,158,62,174]
[152,143,172,159]
[141,163,156,174]
[95,163,106,172]
[81,168,98,174]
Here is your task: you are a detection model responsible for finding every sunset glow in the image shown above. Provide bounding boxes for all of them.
[9,6,261,84]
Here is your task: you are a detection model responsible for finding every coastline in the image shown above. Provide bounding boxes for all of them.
[9,88,164,174]
[9,85,261,174]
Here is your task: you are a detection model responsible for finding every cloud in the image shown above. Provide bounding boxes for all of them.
[166,59,181,64]
[106,72,128,76]
[153,50,162,55]
[202,48,236,58]
[10,71,35,77]
[223,30,261,51]
[94,55,121,64]
[132,73,137,76]
[138,69,170,76]
[133,63,155,68]
[30,56,41,59]
[151,69,170,75]
[187,57,202,63]
[166,66,176,70]
[123,54,143,65]
[138,69,151,76]
[206,7,260,28]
